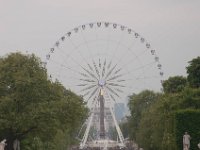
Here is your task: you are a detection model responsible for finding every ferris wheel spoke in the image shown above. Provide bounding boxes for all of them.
[110,25,126,60]
[48,59,81,75]
[119,75,161,82]
[115,41,150,72]
[64,32,97,74]
[121,61,156,78]
[107,74,123,82]
[80,84,97,92]
[86,87,100,102]
[107,60,112,69]
[121,83,145,91]
[98,58,101,69]
[105,64,117,79]
[117,77,160,89]
[49,59,100,83]
[101,59,107,77]
[77,84,90,87]
[92,60,100,79]
[107,93,116,102]
[77,50,94,70]
[80,79,96,83]
[121,54,142,70]
[87,63,94,72]
[80,28,94,58]
[117,50,135,65]
[135,76,161,80]
[120,45,158,75]
[108,29,136,64]
[118,51,139,69]
[114,88,123,93]
[105,68,123,82]
[94,23,99,40]
[106,82,125,87]
[105,86,120,98]
[126,37,138,50]
[52,48,94,78]
[116,79,126,82]
[80,72,90,78]
[82,91,91,97]
[81,66,98,80]
[53,73,89,85]
[114,68,122,75]
[93,23,102,57]
[103,23,112,59]
[47,48,84,77]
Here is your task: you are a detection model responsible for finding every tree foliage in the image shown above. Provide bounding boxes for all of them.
[186,56,200,88]
[162,76,187,94]
[0,53,88,150]
[128,90,161,140]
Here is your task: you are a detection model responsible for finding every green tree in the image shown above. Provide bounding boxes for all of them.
[0,53,88,150]
[128,90,160,140]
[186,56,200,88]
[162,76,187,94]
[135,87,200,150]
[136,93,177,150]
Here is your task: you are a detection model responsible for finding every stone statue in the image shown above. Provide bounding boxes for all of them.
[13,139,20,150]
[0,139,6,150]
[183,132,191,150]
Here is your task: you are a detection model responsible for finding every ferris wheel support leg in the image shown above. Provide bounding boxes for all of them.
[109,106,125,148]
[79,112,94,149]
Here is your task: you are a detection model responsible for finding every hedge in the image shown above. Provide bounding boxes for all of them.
[174,109,200,150]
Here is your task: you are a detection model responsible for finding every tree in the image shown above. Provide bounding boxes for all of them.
[136,93,178,150]
[0,53,88,150]
[162,76,187,94]
[134,87,200,150]
[186,56,200,88]
[128,90,160,140]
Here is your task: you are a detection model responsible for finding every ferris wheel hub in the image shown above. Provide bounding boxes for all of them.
[98,79,106,86]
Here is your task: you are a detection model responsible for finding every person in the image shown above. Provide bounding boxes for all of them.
[13,139,20,150]
[0,139,6,150]
[183,132,191,150]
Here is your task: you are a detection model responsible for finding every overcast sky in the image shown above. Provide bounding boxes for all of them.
[0,0,200,79]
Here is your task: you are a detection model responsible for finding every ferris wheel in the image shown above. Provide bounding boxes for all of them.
[45,21,163,106]
[45,21,164,149]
